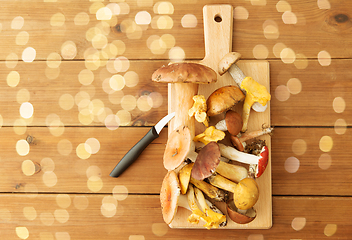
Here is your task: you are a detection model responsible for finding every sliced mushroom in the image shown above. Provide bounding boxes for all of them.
[226,199,257,224]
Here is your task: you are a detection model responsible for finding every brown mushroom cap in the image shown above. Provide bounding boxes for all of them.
[227,200,257,224]
[225,110,243,136]
[191,142,221,181]
[160,170,181,224]
[234,178,259,210]
[218,52,241,76]
[230,135,245,152]
[152,62,217,84]
[206,85,245,117]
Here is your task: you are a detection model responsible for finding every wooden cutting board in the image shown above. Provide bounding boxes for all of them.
[168,4,272,229]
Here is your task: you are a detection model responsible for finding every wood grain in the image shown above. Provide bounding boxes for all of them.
[0,194,351,239]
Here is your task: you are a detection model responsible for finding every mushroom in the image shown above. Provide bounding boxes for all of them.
[193,126,225,146]
[206,85,245,117]
[152,62,217,136]
[226,199,257,224]
[191,141,248,183]
[163,125,194,171]
[188,95,209,127]
[231,127,273,152]
[240,77,271,132]
[218,143,269,178]
[207,174,259,210]
[190,176,225,202]
[178,162,194,195]
[217,52,268,113]
[214,110,243,136]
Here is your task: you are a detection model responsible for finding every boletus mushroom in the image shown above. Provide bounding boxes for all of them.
[214,110,243,136]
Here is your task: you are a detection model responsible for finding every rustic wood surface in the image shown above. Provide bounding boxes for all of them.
[1,0,351,239]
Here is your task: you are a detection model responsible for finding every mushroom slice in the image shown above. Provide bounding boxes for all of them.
[163,126,193,171]
[227,200,257,224]
[206,85,245,117]
[178,163,194,195]
[160,170,181,224]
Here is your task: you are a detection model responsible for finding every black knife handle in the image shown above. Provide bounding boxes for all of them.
[110,127,159,177]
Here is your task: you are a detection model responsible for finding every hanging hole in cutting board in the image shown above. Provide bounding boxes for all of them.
[214,14,222,23]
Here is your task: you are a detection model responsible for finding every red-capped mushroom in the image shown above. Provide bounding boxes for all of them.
[218,143,269,178]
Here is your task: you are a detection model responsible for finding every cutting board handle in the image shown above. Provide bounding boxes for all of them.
[202,4,233,69]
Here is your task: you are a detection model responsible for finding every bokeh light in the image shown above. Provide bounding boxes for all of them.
[291,217,306,231]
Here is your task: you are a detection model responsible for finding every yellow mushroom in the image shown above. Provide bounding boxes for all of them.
[188,95,209,127]
[240,77,271,132]
[193,126,225,145]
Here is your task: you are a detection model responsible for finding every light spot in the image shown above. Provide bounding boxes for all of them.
[78,69,94,86]
[319,136,333,152]
[280,48,296,64]
[124,71,139,88]
[49,121,65,137]
[116,110,131,126]
[114,56,130,72]
[16,31,29,45]
[273,42,286,58]
[40,212,55,226]
[152,223,168,236]
[50,13,65,27]
[24,184,38,198]
[85,138,100,154]
[285,156,300,173]
[250,0,266,6]
[101,203,117,218]
[276,0,291,12]
[74,12,90,25]
[137,0,153,7]
[57,139,73,156]
[253,44,269,59]
[79,109,94,125]
[121,95,137,111]
[291,217,306,231]
[56,194,71,209]
[149,37,167,55]
[73,196,89,210]
[22,160,38,176]
[129,235,145,240]
[247,234,264,240]
[160,34,175,49]
[137,95,153,112]
[20,102,34,119]
[332,97,345,113]
[324,224,337,237]
[234,6,249,19]
[0,208,11,222]
[23,206,37,221]
[45,67,60,80]
[16,139,30,156]
[168,46,185,61]
[105,114,120,130]
[181,14,197,28]
[22,47,36,62]
[7,71,20,87]
[59,94,75,110]
[92,34,108,49]
[61,41,77,60]
[76,143,91,160]
[294,53,309,69]
[149,92,163,108]
[135,11,152,25]
[112,185,129,201]
[87,176,103,192]
[6,53,19,68]
[55,232,71,240]
[287,78,302,94]
[117,2,130,15]
[318,0,331,9]
[16,227,29,239]
[318,50,331,66]
[154,1,174,14]
[282,11,297,24]
[39,232,54,240]
[292,139,307,155]
[96,7,112,20]
[263,24,279,39]
[275,85,290,101]
[156,16,173,29]
[11,16,24,29]
[334,118,347,135]
[54,209,69,223]
[318,153,332,170]
[46,52,62,68]
[43,172,58,187]
[86,165,102,179]
[41,158,55,173]
[109,75,125,91]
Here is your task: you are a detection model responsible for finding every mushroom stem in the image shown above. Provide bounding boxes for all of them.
[207,174,237,193]
[215,161,248,183]
[218,143,261,165]
[238,127,273,143]
[190,177,225,202]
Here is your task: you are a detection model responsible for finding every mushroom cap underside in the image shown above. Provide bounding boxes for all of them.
[218,52,242,76]
[152,62,217,84]
[160,170,181,224]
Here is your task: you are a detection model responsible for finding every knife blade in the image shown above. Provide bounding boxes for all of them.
[110,112,175,178]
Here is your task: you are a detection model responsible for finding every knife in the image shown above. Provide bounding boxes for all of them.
[109,112,175,178]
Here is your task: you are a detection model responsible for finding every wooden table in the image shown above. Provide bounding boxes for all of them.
[1,0,352,239]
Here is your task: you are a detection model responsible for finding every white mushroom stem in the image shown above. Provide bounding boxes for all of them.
[228,64,268,113]
[215,119,227,131]
[218,143,261,165]
[238,127,273,143]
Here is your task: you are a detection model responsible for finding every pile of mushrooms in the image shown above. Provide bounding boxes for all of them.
[152,58,272,228]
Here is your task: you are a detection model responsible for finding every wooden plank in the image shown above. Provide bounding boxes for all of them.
[1,59,352,127]
[0,0,351,60]
[0,194,351,239]
[1,126,352,196]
